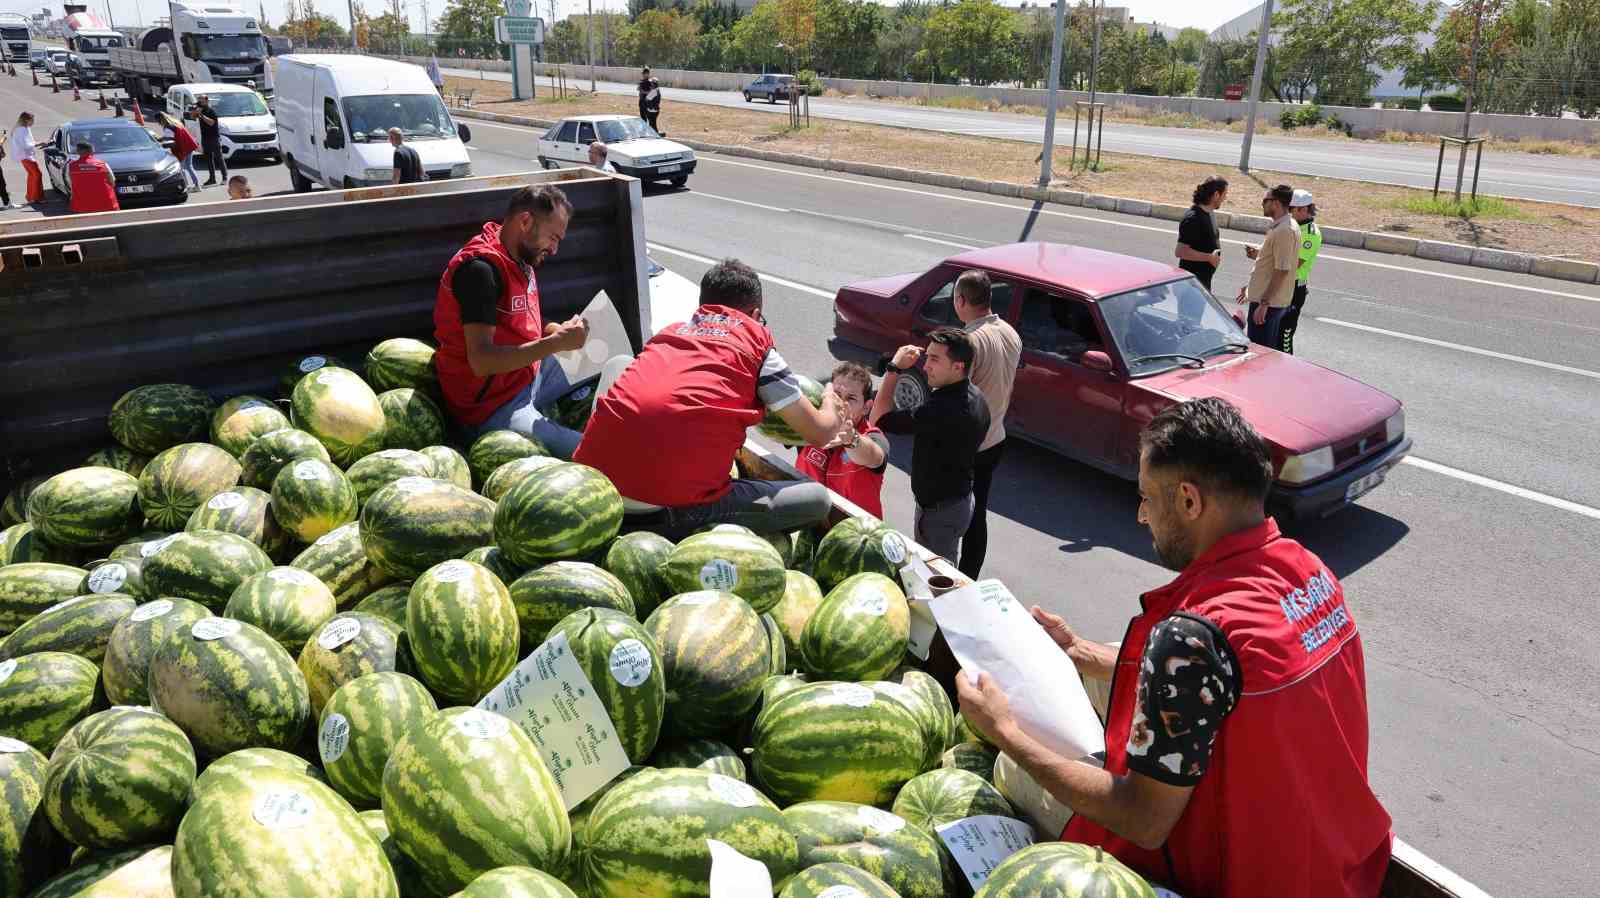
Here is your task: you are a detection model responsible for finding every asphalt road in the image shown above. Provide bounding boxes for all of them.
[8,71,1600,896]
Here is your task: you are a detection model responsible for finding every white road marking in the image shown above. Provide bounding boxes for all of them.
[1315,317,1600,380]
[690,191,789,213]
[1403,457,1600,521]
[647,242,834,299]
[904,233,980,250]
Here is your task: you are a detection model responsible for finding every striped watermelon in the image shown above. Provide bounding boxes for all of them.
[185,486,288,557]
[972,842,1157,898]
[548,609,665,763]
[940,741,999,782]
[420,446,472,491]
[0,563,89,637]
[192,747,325,800]
[110,531,171,561]
[141,531,274,611]
[661,530,787,614]
[457,866,579,898]
[811,518,910,593]
[280,353,351,394]
[0,523,81,566]
[792,527,818,574]
[1,739,67,898]
[351,584,412,629]
[643,591,770,739]
[752,680,924,806]
[601,532,675,620]
[762,612,787,676]
[494,464,623,569]
[382,707,570,896]
[782,801,952,898]
[361,478,496,580]
[507,562,634,649]
[377,389,448,451]
[482,455,565,503]
[755,375,824,447]
[0,477,45,529]
[346,450,435,506]
[891,769,1017,834]
[762,672,809,707]
[224,567,338,654]
[800,574,909,682]
[462,546,525,587]
[292,366,388,466]
[24,467,143,550]
[778,863,900,898]
[83,446,152,478]
[319,671,437,808]
[885,669,954,770]
[771,571,824,662]
[559,765,651,894]
[298,611,413,715]
[108,384,215,456]
[147,616,312,757]
[173,765,398,898]
[357,809,436,898]
[137,443,243,531]
[864,680,943,772]
[648,738,745,781]
[271,458,360,544]
[951,712,994,750]
[0,651,103,754]
[101,597,211,707]
[0,594,135,663]
[42,707,196,848]
[468,431,547,490]
[239,428,332,491]
[365,338,439,394]
[24,846,170,898]
[583,767,798,898]
[407,561,520,704]
[210,396,292,458]
[290,523,396,608]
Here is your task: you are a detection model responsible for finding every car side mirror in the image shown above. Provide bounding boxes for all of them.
[658,130,667,137]
[1231,310,1247,328]
[324,126,345,149]
[1082,350,1114,372]
[160,138,175,149]
[457,123,471,143]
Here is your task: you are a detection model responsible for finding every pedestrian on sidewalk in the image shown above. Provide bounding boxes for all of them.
[67,141,119,214]
[11,112,44,204]
[869,328,990,563]
[1236,184,1299,349]
[1176,177,1228,292]
[428,56,445,94]
[390,128,422,184]
[195,95,227,186]
[160,114,201,192]
[638,67,661,131]
[1280,189,1322,355]
[954,269,1021,580]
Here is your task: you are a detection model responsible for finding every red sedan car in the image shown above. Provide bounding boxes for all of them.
[832,242,1411,519]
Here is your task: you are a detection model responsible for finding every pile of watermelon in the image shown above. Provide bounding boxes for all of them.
[0,338,1160,898]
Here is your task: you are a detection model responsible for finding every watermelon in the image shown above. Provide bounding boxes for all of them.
[751,680,925,807]
[643,591,770,739]
[292,366,388,466]
[346,449,435,506]
[147,616,312,758]
[83,446,151,478]
[660,530,787,614]
[951,712,994,750]
[101,597,211,707]
[0,563,89,637]
[770,571,824,662]
[973,842,1157,898]
[361,478,496,580]
[792,527,818,574]
[462,546,525,586]
[601,532,675,620]
[224,567,338,653]
[357,809,435,898]
[271,457,360,544]
[507,562,634,649]
[494,464,623,569]
[0,739,67,898]
[457,866,579,898]
[761,671,809,707]
[755,374,824,446]
[0,523,81,566]
[173,765,398,898]
[811,518,910,593]
[110,532,170,561]
[885,669,954,770]
[762,612,787,676]
[239,428,332,490]
[0,477,45,529]
[80,558,148,603]
[42,707,196,848]
[351,584,411,628]
[543,380,597,433]
[648,738,745,781]
[290,522,396,608]
[298,612,413,715]
[141,531,274,611]
[382,707,570,896]
[280,352,351,394]
[0,652,103,754]
[0,594,135,663]
[25,846,170,898]
[548,608,665,763]
[941,741,999,782]
[468,430,547,490]
[24,468,142,550]
[185,486,288,557]
[192,747,325,800]
[365,338,439,393]
[319,671,437,808]
[137,443,243,531]
[420,445,472,490]
[210,396,292,457]
[782,801,951,898]
[407,561,520,704]
[583,767,798,898]
[778,863,900,898]
[800,574,909,682]
[377,389,448,451]
[108,384,215,456]
[892,769,1017,835]
[558,765,651,893]
[482,455,565,503]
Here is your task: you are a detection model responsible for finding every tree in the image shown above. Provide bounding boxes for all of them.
[876,0,933,81]
[922,0,1017,85]
[729,0,781,69]
[282,0,346,45]
[623,8,701,67]
[773,0,818,68]
[813,0,883,76]
[436,0,501,57]
[1198,37,1261,98]
[1272,0,1439,107]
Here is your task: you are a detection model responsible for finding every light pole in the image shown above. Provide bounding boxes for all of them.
[1238,0,1274,172]
[1037,0,1068,186]
[587,0,595,91]
[349,0,359,49]
[1086,0,1101,109]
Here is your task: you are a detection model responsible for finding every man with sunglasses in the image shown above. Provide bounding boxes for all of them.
[1235,184,1300,349]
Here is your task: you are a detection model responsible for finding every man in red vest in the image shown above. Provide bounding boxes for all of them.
[956,397,1391,898]
[795,361,887,519]
[67,141,119,214]
[434,184,591,457]
[574,259,847,538]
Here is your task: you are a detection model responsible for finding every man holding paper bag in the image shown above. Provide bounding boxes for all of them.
[957,398,1391,898]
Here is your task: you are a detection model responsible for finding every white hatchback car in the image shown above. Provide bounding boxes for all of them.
[537,114,695,188]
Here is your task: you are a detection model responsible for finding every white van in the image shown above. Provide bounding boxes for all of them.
[274,54,471,191]
[165,83,279,162]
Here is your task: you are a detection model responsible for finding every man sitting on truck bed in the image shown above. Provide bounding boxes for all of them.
[956,397,1391,898]
[434,184,592,457]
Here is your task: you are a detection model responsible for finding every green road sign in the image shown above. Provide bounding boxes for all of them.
[495,16,544,45]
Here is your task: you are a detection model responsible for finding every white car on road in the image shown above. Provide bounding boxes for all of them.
[537,114,695,188]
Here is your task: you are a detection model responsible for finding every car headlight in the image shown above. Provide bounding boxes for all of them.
[363,167,393,182]
[157,158,179,174]
[1383,408,1405,444]
[451,163,472,178]
[1278,446,1334,485]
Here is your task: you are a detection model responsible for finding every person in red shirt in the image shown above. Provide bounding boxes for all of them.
[160,114,201,192]
[574,259,847,538]
[794,361,888,519]
[957,397,1391,898]
[67,142,119,214]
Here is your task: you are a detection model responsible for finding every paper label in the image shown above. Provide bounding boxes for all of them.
[317,617,362,651]
[293,459,324,480]
[858,806,906,833]
[268,568,317,586]
[454,709,511,740]
[852,591,888,617]
[706,839,773,898]
[935,815,1036,889]
[880,531,908,565]
[608,639,653,687]
[315,524,354,547]
[431,560,473,584]
[0,659,15,685]
[252,789,316,830]
[375,449,413,460]
[393,476,433,493]
[316,368,341,386]
[319,712,350,764]
[676,593,718,607]
[476,631,630,810]
[45,596,84,614]
[1154,890,1185,898]
[236,399,270,411]
[191,618,241,641]
[206,491,245,510]
[698,559,738,591]
[298,355,327,373]
[87,563,129,594]
[907,599,937,662]
[708,774,760,808]
[140,534,178,558]
[817,888,865,898]
[129,599,173,623]
[831,683,875,708]
[0,736,29,753]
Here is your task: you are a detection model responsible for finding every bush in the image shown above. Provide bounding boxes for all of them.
[1278,104,1324,130]
[1325,113,1353,136]
[1428,93,1465,112]
[1394,97,1423,110]
[796,70,824,97]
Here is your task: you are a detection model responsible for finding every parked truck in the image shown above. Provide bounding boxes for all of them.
[108,0,273,105]
[0,12,32,64]
[61,4,124,87]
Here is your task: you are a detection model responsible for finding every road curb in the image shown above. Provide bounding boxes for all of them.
[454,108,1600,286]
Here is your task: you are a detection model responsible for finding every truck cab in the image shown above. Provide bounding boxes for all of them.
[0,14,31,63]
[166,83,279,162]
[165,1,273,103]
[64,19,125,87]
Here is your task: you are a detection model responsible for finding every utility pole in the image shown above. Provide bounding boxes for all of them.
[1238,0,1274,172]
[587,0,595,91]
[1037,0,1068,186]
[1453,0,1483,203]
[349,0,358,48]
[1086,0,1101,110]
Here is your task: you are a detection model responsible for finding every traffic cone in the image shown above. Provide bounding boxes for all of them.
[52,76,58,93]
[98,90,107,111]
[132,102,145,126]
[31,68,37,86]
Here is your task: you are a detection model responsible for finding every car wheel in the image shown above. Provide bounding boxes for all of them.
[892,368,930,411]
[286,156,312,193]
[670,176,687,189]
[743,92,751,102]
[343,176,357,190]
[767,94,776,104]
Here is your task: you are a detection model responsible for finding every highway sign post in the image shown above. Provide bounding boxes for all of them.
[496,0,544,101]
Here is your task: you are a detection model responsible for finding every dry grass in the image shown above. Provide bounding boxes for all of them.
[449,75,1600,261]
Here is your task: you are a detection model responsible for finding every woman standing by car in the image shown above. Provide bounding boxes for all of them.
[10,112,43,205]
[161,114,201,193]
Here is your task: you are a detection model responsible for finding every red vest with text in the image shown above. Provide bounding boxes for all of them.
[433,222,543,427]
[795,418,885,518]
[68,155,119,213]
[1063,519,1391,898]
[574,305,773,506]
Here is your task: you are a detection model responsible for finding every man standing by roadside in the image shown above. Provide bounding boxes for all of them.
[11,112,43,205]
[195,95,227,187]
[586,141,616,173]
[390,128,423,184]
[1175,177,1227,292]
[1279,189,1322,355]
[638,67,661,131]
[1236,184,1298,349]
[953,270,1020,579]
[869,329,990,563]
[67,141,119,214]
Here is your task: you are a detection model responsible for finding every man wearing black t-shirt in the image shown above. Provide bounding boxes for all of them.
[390,128,423,184]
[638,67,661,131]
[195,95,227,186]
[1175,177,1227,291]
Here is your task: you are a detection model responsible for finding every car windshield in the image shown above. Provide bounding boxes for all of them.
[342,94,455,141]
[71,127,159,154]
[197,33,266,60]
[209,92,268,117]
[596,117,660,142]
[1097,277,1249,377]
[75,36,122,50]
[50,51,67,60]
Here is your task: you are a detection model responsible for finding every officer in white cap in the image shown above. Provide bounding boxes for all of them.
[1281,189,1321,355]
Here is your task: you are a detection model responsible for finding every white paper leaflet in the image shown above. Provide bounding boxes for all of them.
[935,814,1037,889]
[706,839,773,898]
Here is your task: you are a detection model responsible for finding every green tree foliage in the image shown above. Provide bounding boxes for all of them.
[923,0,1017,85]
[436,0,501,56]
[875,0,933,81]
[1272,0,1440,106]
[623,8,702,67]
[813,0,884,76]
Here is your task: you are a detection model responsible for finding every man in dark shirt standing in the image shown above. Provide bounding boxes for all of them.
[869,328,990,562]
[638,67,661,131]
[195,95,227,187]
[390,128,423,184]
[1175,177,1227,292]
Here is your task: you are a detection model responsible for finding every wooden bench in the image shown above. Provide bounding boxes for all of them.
[449,87,475,109]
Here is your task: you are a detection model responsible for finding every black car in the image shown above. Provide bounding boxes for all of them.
[43,120,188,208]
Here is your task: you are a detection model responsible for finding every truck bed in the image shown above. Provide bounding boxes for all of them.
[108,46,178,78]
